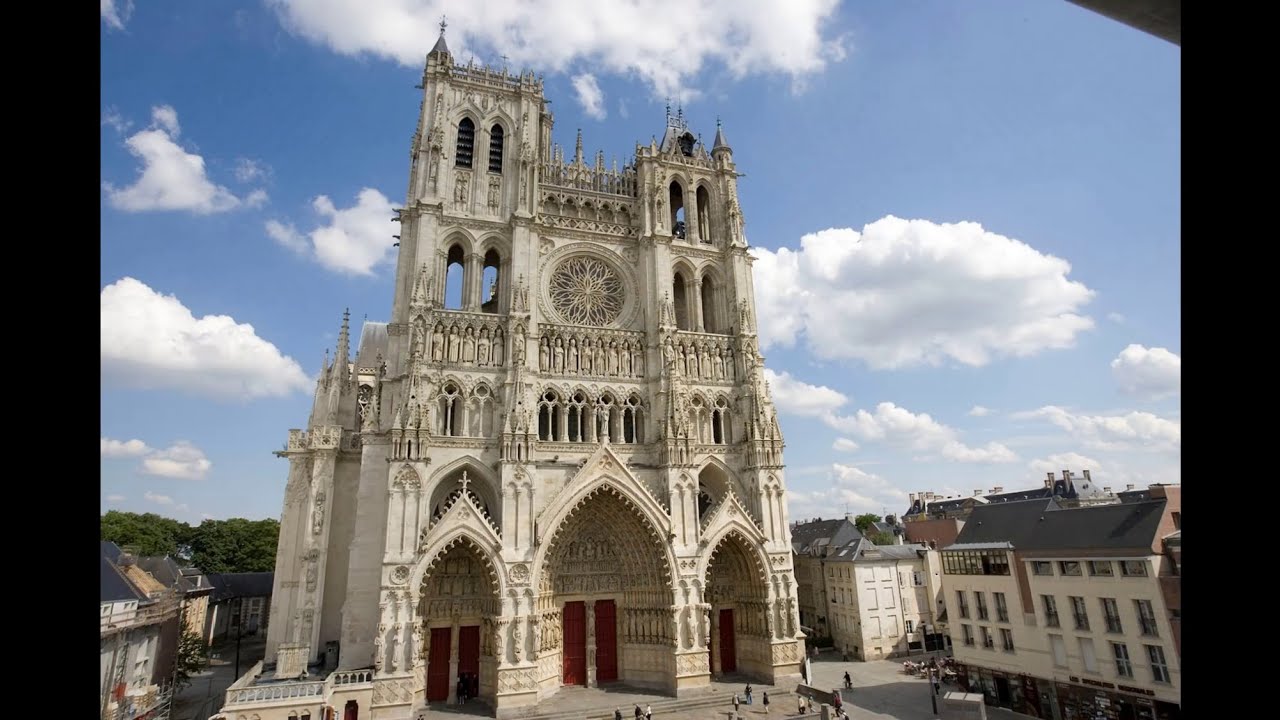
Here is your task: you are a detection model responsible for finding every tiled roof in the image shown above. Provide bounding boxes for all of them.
[954,497,1167,552]
[790,518,862,554]
[101,554,146,603]
[208,572,275,602]
[354,321,388,371]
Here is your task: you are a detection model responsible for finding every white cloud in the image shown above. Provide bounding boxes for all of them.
[141,441,213,480]
[968,405,992,417]
[787,463,909,521]
[245,189,270,208]
[266,188,397,276]
[103,105,265,214]
[571,74,607,120]
[837,402,1018,464]
[106,494,126,503]
[1111,344,1180,400]
[765,369,849,418]
[1028,452,1103,477]
[617,98,629,119]
[102,0,133,30]
[102,107,132,134]
[764,368,1013,463]
[100,277,312,400]
[144,491,175,506]
[752,217,1095,369]
[1016,406,1180,452]
[1107,312,1125,324]
[266,0,847,99]
[234,158,272,184]
[832,438,859,452]
[102,438,152,458]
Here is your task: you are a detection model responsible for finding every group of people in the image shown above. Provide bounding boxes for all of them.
[613,704,653,719]
[455,672,478,703]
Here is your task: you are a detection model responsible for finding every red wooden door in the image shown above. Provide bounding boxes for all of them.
[459,625,480,685]
[563,601,587,685]
[426,627,451,701]
[594,600,618,683]
[719,608,736,673]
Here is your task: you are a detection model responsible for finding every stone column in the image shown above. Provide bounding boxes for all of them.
[692,280,705,332]
[586,600,598,688]
[467,253,483,310]
[447,620,460,703]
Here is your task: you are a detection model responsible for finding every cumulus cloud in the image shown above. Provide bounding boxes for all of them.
[787,463,909,521]
[571,74,607,120]
[141,441,213,480]
[1016,406,1180,452]
[832,438,859,452]
[102,437,151,458]
[106,494,126,503]
[266,0,846,98]
[144,491,175,506]
[102,106,132,133]
[101,277,312,400]
[103,105,267,214]
[266,188,396,276]
[102,0,133,30]
[968,405,992,417]
[1107,312,1126,324]
[1111,344,1180,400]
[764,369,1014,463]
[752,217,1095,369]
[1028,452,1103,478]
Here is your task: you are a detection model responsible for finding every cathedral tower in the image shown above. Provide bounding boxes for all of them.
[257,28,801,719]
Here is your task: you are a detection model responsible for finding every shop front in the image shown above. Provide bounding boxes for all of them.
[954,663,1046,717]
[1054,677,1181,720]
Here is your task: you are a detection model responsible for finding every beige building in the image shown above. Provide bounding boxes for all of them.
[789,517,862,642]
[215,29,803,720]
[822,539,942,661]
[101,542,180,720]
[940,488,1181,720]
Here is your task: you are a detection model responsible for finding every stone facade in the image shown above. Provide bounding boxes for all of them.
[229,33,802,720]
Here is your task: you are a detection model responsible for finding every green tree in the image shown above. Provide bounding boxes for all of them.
[100,511,194,557]
[188,518,281,574]
[173,627,209,691]
[853,513,882,534]
[871,531,897,546]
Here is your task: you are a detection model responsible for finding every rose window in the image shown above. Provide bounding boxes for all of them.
[548,257,625,326]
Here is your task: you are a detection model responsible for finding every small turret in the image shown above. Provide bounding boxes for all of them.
[712,117,732,156]
[427,17,451,62]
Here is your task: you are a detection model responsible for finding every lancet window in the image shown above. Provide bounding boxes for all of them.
[456,118,475,168]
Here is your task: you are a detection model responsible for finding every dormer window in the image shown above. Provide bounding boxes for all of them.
[456,118,475,168]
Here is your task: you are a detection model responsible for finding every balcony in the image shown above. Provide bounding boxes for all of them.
[1105,616,1123,634]
[1044,613,1060,628]
[1073,615,1090,631]
[1140,618,1159,637]
[222,661,377,710]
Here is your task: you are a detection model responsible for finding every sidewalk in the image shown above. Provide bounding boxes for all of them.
[170,636,267,720]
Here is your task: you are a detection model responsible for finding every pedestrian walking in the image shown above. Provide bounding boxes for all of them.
[634,704,643,718]
[733,694,740,712]
[645,703,653,720]
[762,691,770,714]
[843,671,852,689]
[745,684,753,704]
[615,708,623,720]
[806,696,814,713]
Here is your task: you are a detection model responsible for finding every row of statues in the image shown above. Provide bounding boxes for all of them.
[417,322,507,367]
[662,336,737,381]
[539,335,644,377]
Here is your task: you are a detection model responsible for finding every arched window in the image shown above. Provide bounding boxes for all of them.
[301,713,311,720]
[444,243,466,310]
[701,275,717,333]
[455,118,475,168]
[678,131,695,157]
[538,391,561,441]
[712,397,731,444]
[438,383,462,436]
[673,271,690,331]
[669,182,686,239]
[623,394,644,443]
[567,392,588,442]
[343,699,359,720]
[481,248,502,314]
[468,385,493,437]
[488,124,504,173]
[696,186,712,242]
[697,483,713,519]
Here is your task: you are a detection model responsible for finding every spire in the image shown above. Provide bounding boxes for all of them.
[713,117,731,153]
[574,128,584,165]
[336,308,351,368]
[429,15,450,57]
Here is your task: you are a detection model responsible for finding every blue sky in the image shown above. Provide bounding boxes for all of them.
[101,1,1180,523]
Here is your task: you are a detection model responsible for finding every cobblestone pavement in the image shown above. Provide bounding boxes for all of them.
[172,636,267,720]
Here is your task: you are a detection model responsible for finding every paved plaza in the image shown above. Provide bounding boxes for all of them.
[413,650,1031,720]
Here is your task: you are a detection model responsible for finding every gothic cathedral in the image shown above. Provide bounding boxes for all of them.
[258,32,801,719]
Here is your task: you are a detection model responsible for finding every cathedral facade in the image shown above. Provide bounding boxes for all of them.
[238,33,801,720]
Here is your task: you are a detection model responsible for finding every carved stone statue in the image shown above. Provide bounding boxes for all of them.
[477,328,490,366]
[487,176,500,209]
[511,621,523,662]
[455,174,469,205]
[462,327,476,363]
[374,627,385,672]
[431,324,445,361]
[390,623,403,671]
[539,337,550,371]
[311,492,325,536]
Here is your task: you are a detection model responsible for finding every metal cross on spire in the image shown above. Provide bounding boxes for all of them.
[459,471,471,494]
[439,15,448,36]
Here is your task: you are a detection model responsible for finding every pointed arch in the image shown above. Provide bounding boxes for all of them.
[455,116,476,168]
[699,524,770,591]
[409,526,505,613]
[695,182,714,243]
[426,455,501,521]
[531,475,676,591]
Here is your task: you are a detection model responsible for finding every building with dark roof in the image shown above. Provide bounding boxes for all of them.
[939,486,1181,718]
[905,471,1120,527]
[100,542,181,720]
[137,554,215,642]
[206,572,275,644]
[789,517,863,640]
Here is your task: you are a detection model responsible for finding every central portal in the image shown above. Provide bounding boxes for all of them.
[537,485,675,694]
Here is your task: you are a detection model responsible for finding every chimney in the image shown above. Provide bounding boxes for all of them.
[974,489,983,497]
[1082,470,1091,483]
[1103,487,1112,494]
[1045,472,1055,489]
[1126,484,1135,491]
[992,486,1004,494]
[1062,469,1072,483]
[909,492,917,504]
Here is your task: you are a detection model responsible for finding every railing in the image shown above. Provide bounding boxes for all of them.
[1105,616,1123,633]
[996,609,1009,623]
[1139,618,1159,637]
[539,160,637,197]
[331,669,375,686]
[1044,612,1060,628]
[224,680,326,707]
[101,598,181,635]
[1074,614,1090,631]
